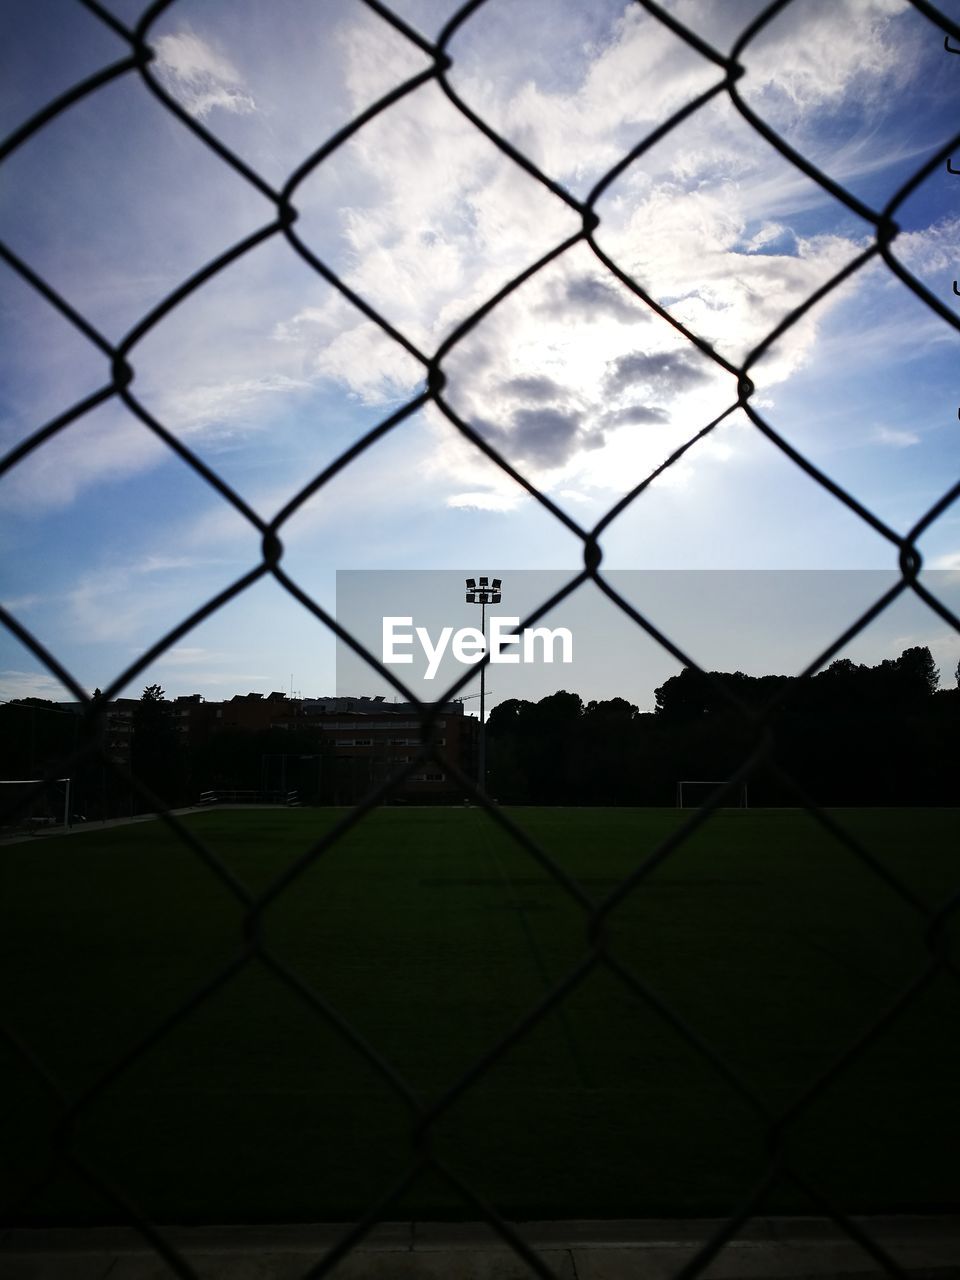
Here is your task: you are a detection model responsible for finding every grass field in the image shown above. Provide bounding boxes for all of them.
[1,804,958,1225]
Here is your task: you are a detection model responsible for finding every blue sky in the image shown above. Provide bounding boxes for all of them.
[1,0,959,706]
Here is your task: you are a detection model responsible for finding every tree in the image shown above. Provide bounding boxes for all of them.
[529,689,583,728]
[132,684,182,805]
[584,697,638,723]
[654,667,713,721]
[893,646,939,699]
[486,698,532,736]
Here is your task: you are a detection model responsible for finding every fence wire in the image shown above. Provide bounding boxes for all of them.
[1,1,959,1277]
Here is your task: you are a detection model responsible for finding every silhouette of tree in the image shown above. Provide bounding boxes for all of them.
[132,684,182,805]
[584,697,637,723]
[486,698,532,735]
[654,667,713,721]
[894,646,939,698]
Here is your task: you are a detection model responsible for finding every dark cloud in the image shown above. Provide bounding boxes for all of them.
[498,374,565,402]
[605,350,712,397]
[449,340,497,376]
[473,407,598,469]
[563,275,650,322]
[538,274,650,324]
[606,405,670,427]
[510,407,583,467]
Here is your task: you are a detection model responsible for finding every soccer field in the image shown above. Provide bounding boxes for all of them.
[1,805,958,1224]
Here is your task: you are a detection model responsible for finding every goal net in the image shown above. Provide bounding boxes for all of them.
[0,778,72,834]
[676,779,748,809]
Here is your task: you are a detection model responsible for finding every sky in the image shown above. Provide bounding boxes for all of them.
[336,570,960,710]
[1,0,959,709]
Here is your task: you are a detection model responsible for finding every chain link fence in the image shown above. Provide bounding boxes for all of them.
[2,1,959,1276]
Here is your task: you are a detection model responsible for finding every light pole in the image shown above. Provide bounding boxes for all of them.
[465,576,501,790]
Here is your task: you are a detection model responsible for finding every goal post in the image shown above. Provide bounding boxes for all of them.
[676,779,748,809]
[0,777,72,832]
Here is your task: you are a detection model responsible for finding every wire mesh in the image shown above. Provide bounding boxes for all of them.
[1,1,959,1277]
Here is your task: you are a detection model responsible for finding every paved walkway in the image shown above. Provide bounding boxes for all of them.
[2,1217,957,1279]
[0,805,245,847]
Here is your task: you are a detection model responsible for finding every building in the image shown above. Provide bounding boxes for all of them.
[295,698,479,804]
[166,693,480,803]
[171,691,292,750]
[37,692,479,807]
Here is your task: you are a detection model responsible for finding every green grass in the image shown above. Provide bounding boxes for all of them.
[1,805,958,1224]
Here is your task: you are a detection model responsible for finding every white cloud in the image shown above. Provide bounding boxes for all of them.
[0,594,42,612]
[155,646,222,667]
[732,0,912,116]
[0,405,169,514]
[152,30,257,119]
[137,556,214,574]
[447,3,719,183]
[165,671,272,686]
[64,553,241,648]
[874,426,920,448]
[744,222,796,254]
[895,216,960,277]
[279,1,915,508]
[336,6,432,109]
[277,305,424,406]
[0,0,940,524]
[172,418,458,560]
[157,374,314,441]
[446,490,525,512]
[0,670,75,701]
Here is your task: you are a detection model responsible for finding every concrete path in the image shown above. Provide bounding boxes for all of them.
[1,1217,957,1279]
[0,805,232,847]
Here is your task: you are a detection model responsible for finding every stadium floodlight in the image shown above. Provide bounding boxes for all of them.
[465,576,501,605]
[465,575,502,789]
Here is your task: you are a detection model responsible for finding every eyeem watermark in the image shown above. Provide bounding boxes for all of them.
[383,616,574,680]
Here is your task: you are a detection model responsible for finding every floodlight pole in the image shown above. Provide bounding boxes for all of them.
[465,576,502,792]
[479,598,486,791]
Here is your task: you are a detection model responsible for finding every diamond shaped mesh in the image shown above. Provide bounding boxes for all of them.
[1,2,959,1278]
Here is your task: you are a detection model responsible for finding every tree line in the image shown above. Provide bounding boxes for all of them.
[0,686,335,821]
[486,646,958,806]
[1,645,956,819]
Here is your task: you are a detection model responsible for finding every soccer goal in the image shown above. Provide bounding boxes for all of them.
[0,777,72,833]
[676,779,748,809]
